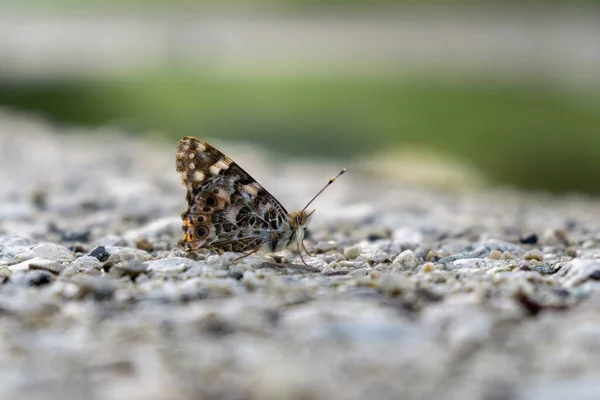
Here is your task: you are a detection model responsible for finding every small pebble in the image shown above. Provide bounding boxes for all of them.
[519,233,538,245]
[120,262,149,279]
[392,250,418,271]
[422,263,435,273]
[228,269,244,280]
[147,257,194,273]
[531,264,555,275]
[415,248,431,260]
[369,270,382,279]
[524,249,543,261]
[518,260,531,271]
[366,249,391,264]
[366,228,391,241]
[70,276,120,301]
[554,228,568,243]
[89,246,110,262]
[489,250,502,260]
[426,250,440,262]
[0,267,11,283]
[25,243,75,262]
[135,237,154,252]
[588,270,600,280]
[349,268,371,278]
[343,245,362,260]
[29,259,64,275]
[10,270,55,287]
[70,256,102,273]
[68,243,87,253]
[314,241,340,254]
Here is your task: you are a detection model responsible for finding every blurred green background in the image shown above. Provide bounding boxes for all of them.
[1,1,600,193]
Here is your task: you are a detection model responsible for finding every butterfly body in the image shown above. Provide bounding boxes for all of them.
[176,136,314,258]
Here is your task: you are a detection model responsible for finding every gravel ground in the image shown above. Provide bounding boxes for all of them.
[2,110,600,400]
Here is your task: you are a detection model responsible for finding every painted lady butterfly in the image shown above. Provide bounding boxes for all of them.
[176,136,344,265]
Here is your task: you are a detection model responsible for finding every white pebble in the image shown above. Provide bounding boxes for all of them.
[392,250,418,271]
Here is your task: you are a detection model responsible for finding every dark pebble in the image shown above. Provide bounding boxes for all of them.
[68,243,87,253]
[588,270,600,281]
[514,291,542,316]
[62,230,92,242]
[366,229,391,242]
[198,313,236,336]
[10,270,55,287]
[519,233,538,245]
[415,287,443,303]
[228,270,244,280]
[90,246,110,262]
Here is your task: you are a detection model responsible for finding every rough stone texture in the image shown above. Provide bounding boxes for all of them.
[2,111,600,399]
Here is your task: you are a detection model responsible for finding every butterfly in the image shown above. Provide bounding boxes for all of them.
[175,136,345,265]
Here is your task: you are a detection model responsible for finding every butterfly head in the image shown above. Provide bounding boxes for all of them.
[288,209,315,241]
[287,169,345,266]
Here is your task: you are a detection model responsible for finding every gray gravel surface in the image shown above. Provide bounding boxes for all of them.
[2,111,600,400]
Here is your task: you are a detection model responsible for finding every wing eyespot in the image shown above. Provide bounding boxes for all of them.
[195,225,209,238]
[205,196,217,206]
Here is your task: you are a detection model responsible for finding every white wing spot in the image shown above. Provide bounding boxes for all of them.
[209,159,230,176]
[193,171,205,182]
[188,162,196,170]
[215,160,230,170]
[241,184,259,196]
[188,152,195,159]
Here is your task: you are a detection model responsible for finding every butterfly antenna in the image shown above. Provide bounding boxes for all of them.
[301,168,346,212]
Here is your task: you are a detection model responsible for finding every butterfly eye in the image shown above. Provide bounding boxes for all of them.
[195,225,209,238]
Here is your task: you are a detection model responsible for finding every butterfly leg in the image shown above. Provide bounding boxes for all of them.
[297,242,311,267]
[301,241,314,257]
[232,247,261,262]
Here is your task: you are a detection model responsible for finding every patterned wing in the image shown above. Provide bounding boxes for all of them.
[175,136,291,253]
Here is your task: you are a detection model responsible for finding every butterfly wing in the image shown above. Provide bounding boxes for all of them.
[175,136,292,253]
